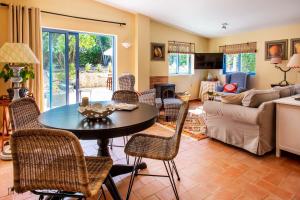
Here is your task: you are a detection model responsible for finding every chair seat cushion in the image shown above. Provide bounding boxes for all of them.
[125,133,176,161]
[164,98,182,109]
[155,98,162,109]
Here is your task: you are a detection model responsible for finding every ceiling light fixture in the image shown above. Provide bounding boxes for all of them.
[221,23,229,30]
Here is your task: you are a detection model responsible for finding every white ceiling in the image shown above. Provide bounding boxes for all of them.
[96,0,300,38]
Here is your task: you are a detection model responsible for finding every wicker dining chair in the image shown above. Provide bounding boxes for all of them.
[110,90,139,164]
[8,97,43,131]
[125,102,189,200]
[10,128,115,200]
[112,90,139,104]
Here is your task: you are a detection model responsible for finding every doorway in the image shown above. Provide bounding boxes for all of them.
[42,29,116,110]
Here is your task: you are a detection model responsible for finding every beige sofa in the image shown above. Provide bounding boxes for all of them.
[203,86,297,155]
[203,100,275,155]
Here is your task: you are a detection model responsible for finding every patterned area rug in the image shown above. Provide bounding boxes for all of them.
[158,107,207,141]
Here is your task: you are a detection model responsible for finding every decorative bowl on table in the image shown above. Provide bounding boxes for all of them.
[78,103,115,120]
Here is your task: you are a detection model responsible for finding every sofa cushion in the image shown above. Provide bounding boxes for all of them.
[293,84,300,95]
[223,83,238,93]
[203,100,260,125]
[221,92,246,105]
[242,89,280,108]
[273,86,294,98]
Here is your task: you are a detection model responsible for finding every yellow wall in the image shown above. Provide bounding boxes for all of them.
[208,23,300,89]
[135,14,150,91]
[150,20,209,99]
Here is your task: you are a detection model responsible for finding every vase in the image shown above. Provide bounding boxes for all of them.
[7,87,29,100]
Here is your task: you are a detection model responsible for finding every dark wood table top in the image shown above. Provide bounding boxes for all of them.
[38,102,158,140]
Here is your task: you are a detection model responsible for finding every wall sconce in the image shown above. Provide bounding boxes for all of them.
[121,42,132,49]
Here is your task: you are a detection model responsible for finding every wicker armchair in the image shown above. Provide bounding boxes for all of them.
[118,74,135,91]
[125,102,189,200]
[10,128,115,199]
[8,98,43,131]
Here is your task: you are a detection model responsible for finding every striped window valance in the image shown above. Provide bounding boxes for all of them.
[219,42,257,54]
[168,41,195,54]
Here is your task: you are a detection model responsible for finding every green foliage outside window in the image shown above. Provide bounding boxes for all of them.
[224,53,256,74]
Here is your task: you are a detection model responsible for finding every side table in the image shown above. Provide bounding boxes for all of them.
[199,81,220,102]
[0,98,11,151]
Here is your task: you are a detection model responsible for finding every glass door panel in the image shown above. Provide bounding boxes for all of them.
[51,33,67,108]
[68,33,79,105]
[42,32,50,109]
[78,34,114,101]
[42,28,115,110]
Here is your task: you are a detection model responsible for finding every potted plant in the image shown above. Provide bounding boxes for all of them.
[0,64,34,99]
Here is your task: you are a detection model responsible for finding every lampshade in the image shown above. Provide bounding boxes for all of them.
[0,42,39,65]
[270,57,282,64]
[287,54,300,68]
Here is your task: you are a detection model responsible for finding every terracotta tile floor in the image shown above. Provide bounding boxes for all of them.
[1,102,300,200]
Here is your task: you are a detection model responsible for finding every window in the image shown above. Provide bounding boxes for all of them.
[168,53,194,75]
[224,53,256,75]
[168,41,195,75]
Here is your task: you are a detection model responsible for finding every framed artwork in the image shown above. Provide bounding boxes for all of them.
[151,43,165,61]
[290,38,300,55]
[265,39,288,60]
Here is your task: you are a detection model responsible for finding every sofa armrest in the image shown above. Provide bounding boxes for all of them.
[203,101,260,125]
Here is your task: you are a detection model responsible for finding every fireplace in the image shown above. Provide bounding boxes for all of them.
[154,83,175,100]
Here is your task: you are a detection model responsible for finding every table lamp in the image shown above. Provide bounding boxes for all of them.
[287,54,300,69]
[0,43,39,100]
[270,56,291,86]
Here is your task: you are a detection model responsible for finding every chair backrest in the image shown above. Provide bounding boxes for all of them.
[225,72,249,89]
[112,90,139,104]
[10,128,91,196]
[118,74,135,91]
[171,102,189,157]
[8,98,42,131]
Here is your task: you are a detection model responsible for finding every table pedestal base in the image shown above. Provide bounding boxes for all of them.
[97,139,147,200]
[97,139,147,177]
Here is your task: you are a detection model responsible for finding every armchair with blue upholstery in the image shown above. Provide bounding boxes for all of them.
[216,72,250,94]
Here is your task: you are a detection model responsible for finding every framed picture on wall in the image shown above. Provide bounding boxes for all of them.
[290,38,300,55]
[265,39,288,60]
[151,43,165,61]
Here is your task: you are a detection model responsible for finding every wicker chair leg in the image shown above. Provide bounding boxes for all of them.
[104,175,122,200]
[101,186,106,200]
[96,186,106,200]
[171,160,181,181]
[163,161,179,200]
[126,157,141,200]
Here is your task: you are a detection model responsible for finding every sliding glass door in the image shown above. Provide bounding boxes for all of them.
[43,29,115,110]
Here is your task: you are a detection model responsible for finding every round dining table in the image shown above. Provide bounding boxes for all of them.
[38,101,158,200]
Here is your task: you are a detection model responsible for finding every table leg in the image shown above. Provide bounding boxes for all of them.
[97,139,110,157]
[97,139,148,177]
